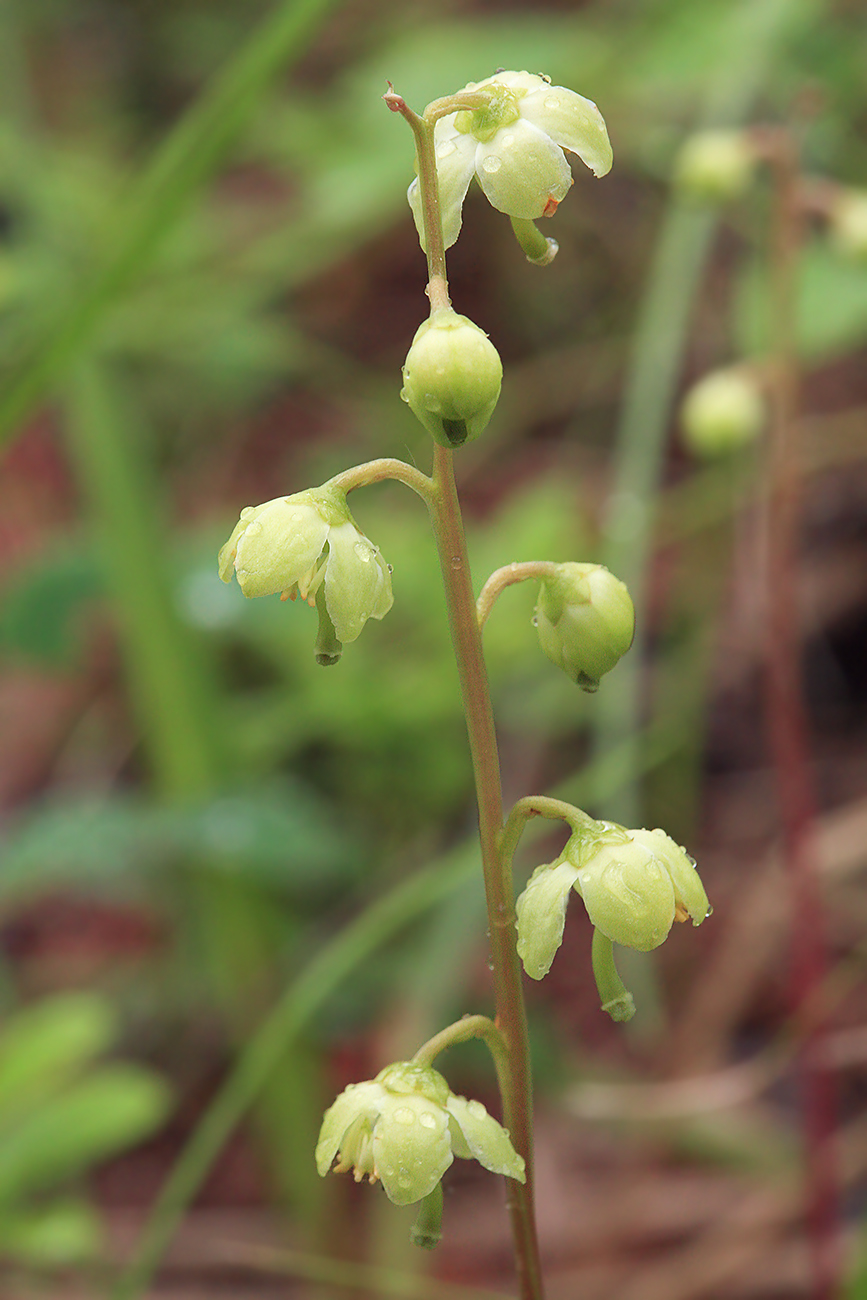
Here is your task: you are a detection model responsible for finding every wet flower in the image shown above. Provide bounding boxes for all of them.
[218,486,392,648]
[316,1061,525,1206]
[409,70,612,251]
[516,822,710,978]
[535,563,634,692]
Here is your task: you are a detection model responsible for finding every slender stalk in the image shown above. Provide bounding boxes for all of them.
[427,443,542,1300]
[762,130,840,1300]
[388,91,543,1296]
[476,561,561,630]
[326,457,433,503]
[412,1015,506,1073]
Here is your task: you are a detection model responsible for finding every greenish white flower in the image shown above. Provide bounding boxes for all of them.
[401,307,502,447]
[409,70,612,251]
[316,1061,525,1206]
[516,822,710,978]
[535,563,634,692]
[674,130,755,203]
[218,487,392,645]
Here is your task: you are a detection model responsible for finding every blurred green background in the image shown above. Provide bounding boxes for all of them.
[0,0,866,1296]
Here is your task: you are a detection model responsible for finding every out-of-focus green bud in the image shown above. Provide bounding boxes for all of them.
[515,820,710,980]
[535,562,634,691]
[218,486,393,651]
[674,130,755,204]
[829,188,867,261]
[401,308,502,448]
[316,1060,525,1206]
[680,367,765,458]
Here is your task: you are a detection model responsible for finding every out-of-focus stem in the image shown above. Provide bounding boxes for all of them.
[763,129,839,1300]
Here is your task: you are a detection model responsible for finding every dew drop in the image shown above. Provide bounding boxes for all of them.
[394,1107,415,1125]
[245,521,262,537]
[398,1174,412,1190]
[500,133,515,149]
[544,95,561,110]
[450,555,461,570]
[482,154,502,174]
[418,1112,437,1130]
[384,1165,395,1178]
[531,614,539,627]
[387,564,394,574]
[354,542,372,562]
[467,1099,486,1119]
[437,140,457,159]
[240,506,255,520]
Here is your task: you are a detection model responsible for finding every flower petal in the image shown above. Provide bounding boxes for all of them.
[233,497,328,599]
[633,829,710,926]
[474,119,571,220]
[520,85,613,177]
[446,1095,526,1182]
[515,858,581,979]
[409,128,475,252]
[372,1092,452,1206]
[577,846,675,952]
[324,522,393,643]
[315,1081,384,1176]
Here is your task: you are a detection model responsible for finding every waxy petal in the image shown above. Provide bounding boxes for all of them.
[233,497,328,599]
[446,1095,526,1181]
[473,119,571,220]
[521,86,613,177]
[577,846,675,952]
[408,129,476,252]
[516,858,581,979]
[324,521,393,643]
[315,1080,385,1176]
[372,1092,453,1206]
[632,829,710,925]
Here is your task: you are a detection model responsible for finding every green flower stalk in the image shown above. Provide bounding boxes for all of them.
[534,562,634,691]
[516,821,710,980]
[218,486,393,655]
[401,307,502,448]
[316,1061,525,1207]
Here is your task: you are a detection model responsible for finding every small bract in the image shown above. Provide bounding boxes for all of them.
[218,487,393,649]
[516,821,710,978]
[316,1061,525,1206]
[409,70,612,251]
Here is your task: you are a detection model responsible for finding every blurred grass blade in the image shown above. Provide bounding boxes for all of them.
[0,0,342,449]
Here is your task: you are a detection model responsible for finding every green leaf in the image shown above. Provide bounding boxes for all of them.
[0,1065,171,1203]
[0,1198,103,1266]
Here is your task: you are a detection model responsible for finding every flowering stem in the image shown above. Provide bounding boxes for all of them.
[389,89,544,1300]
[428,443,543,1300]
[476,561,561,629]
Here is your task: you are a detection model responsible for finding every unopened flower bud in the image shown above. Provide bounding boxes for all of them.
[829,188,867,261]
[674,130,755,204]
[535,563,634,691]
[680,368,765,457]
[401,308,502,448]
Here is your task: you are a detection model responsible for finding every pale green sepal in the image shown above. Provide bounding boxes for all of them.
[515,858,581,980]
[631,829,710,925]
[324,522,393,642]
[372,1091,453,1206]
[315,1081,382,1176]
[232,496,329,599]
[519,86,613,178]
[445,1095,526,1183]
[474,118,571,219]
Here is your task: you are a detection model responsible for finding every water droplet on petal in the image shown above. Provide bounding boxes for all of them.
[354,541,373,562]
[437,140,457,158]
[467,1100,486,1119]
[500,133,515,149]
[482,155,502,174]
[398,1174,412,1190]
[418,1112,437,1130]
[544,95,561,110]
[240,506,255,520]
[531,614,538,627]
[394,1107,415,1126]
[387,564,393,574]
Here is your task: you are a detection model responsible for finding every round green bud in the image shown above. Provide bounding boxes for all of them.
[401,308,503,449]
[830,188,867,261]
[535,563,634,692]
[680,368,765,458]
[674,130,755,204]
